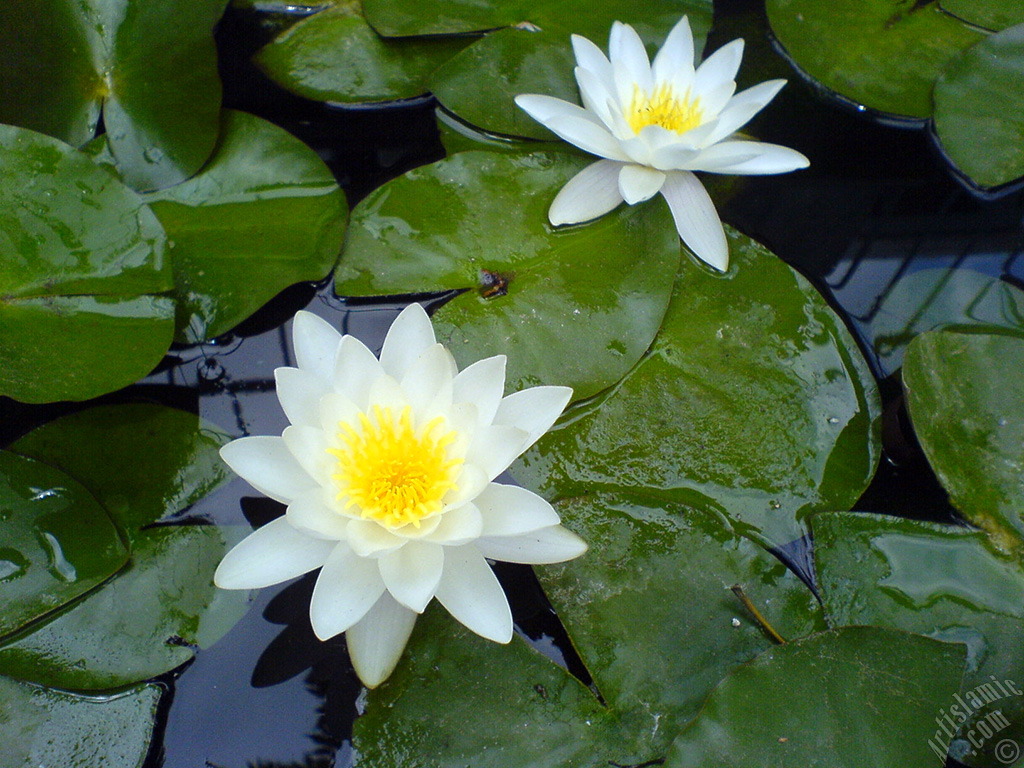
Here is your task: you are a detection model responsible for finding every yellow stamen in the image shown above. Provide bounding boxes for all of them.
[625,83,703,134]
[328,405,462,530]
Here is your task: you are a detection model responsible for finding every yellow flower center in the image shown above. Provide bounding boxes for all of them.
[328,405,463,529]
[625,83,703,135]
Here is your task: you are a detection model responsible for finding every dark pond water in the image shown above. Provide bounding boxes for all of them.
[2,0,1023,765]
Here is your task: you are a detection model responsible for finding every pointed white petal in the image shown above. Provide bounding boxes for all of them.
[467,424,532,481]
[652,15,695,85]
[493,385,572,448]
[693,141,810,175]
[618,164,667,204]
[333,335,385,410]
[475,525,588,564]
[347,519,406,557]
[452,355,506,426]
[401,344,455,417]
[475,484,560,537]
[379,303,436,381]
[286,487,349,540]
[424,503,483,545]
[549,160,626,226]
[220,436,317,505]
[282,425,333,487]
[214,517,334,589]
[610,21,653,102]
[319,391,362,437]
[346,592,417,688]
[379,541,444,613]
[572,33,613,84]
[309,543,386,639]
[693,39,744,100]
[366,373,408,414]
[434,544,512,643]
[696,81,738,123]
[514,95,630,161]
[292,311,342,383]
[660,171,729,272]
[703,79,787,145]
[275,367,331,428]
[444,463,489,507]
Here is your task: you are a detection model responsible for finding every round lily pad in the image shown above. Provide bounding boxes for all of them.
[141,110,349,343]
[0,451,128,641]
[0,125,174,405]
[514,226,881,549]
[933,24,1024,192]
[903,329,1024,556]
[0,404,249,689]
[255,5,475,104]
[767,0,983,121]
[335,151,681,401]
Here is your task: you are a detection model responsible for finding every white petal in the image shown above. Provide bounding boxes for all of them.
[703,79,787,146]
[652,16,695,86]
[693,141,810,175]
[367,373,408,415]
[618,164,667,204]
[514,95,630,161]
[319,391,362,437]
[572,33,613,84]
[346,592,417,688]
[549,160,626,226]
[467,424,532,481]
[286,487,349,539]
[475,525,588,564]
[347,519,406,557]
[282,425,333,487]
[292,311,342,383]
[697,81,738,123]
[475,484,560,537]
[445,463,489,507]
[660,171,729,272]
[493,385,573,448]
[424,503,483,545]
[379,541,444,612]
[693,39,744,101]
[333,335,385,410]
[610,21,653,103]
[275,367,331,428]
[452,355,506,426]
[379,303,436,381]
[220,436,317,505]
[434,545,512,643]
[214,516,334,589]
[576,67,632,139]
[402,344,455,417]
[310,543,386,639]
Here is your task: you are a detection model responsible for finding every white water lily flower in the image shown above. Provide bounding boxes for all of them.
[514,16,809,272]
[214,305,586,688]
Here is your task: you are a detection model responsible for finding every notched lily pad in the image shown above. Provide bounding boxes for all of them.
[0,125,174,405]
[0,451,128,640]
[940,0,1024,32]
[336,151,681,401]
[903,329,1024,556]
[514,226,881,549]
[767,0,983,121]
[141,110,349,343]
[0,404,249,689]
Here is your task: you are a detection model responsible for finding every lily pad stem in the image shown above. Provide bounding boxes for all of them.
[730,584,786,644]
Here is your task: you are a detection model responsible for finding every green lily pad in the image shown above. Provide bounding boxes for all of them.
[0,404,249,689]
[0,676,161,768]
[867,268,1024,375]
[429,0,712,139]
[255,4,475,104]
[141,110,348,343]
[514,226,881,549]
[0,0,226,190]
[766,0,984,121]
[335,151,681,401]
[903,330,1024,556]
[0,125,174,405]
[813,512,1024,768]
[362,0,533,36]
[0,452,128,641]
[934,24,1024,191]
[354,492,823,766]
[940,0,1024,32]
[665,626,967,766]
